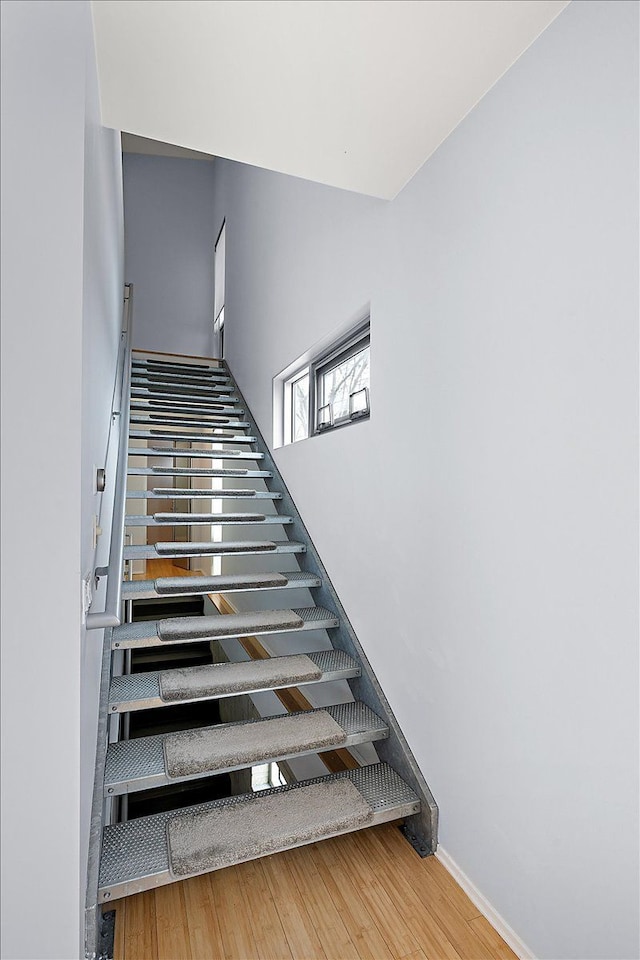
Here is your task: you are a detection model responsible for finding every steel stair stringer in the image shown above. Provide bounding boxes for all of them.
[223,361,439,858]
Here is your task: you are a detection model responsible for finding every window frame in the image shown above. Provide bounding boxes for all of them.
[310,319,370,436]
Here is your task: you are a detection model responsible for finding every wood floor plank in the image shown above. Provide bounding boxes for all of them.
[112,901,126,960]
[424,857,483,922]
[182,874,225,960]
[370,823,476,921]
[210,865,257,960]
[311,840,395,960]
[155,883,192,960]
[334,832,425,958]
[363,829,499,960]
[261,852,328,960]
[283,846,360,960]
[235,858,293,960]
[468,917,519,960]
[352,830,464,960]
[123,890,158,960]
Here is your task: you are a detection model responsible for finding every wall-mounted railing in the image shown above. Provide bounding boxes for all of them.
[86,283,133,630]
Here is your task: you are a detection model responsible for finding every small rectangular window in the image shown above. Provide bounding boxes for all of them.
[291,371,310,442]
[316,339,369,428]
[276,316,370,447]
[283,367,310,445]
[311,321,370,435]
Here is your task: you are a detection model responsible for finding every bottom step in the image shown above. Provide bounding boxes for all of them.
[99,763,419,901]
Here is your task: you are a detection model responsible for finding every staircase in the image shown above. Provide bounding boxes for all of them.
[86,342,437,955]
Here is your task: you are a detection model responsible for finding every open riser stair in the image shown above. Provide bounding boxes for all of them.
[86,346,437,954]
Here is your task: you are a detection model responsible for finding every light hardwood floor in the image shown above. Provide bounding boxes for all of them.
[119,561,517,959]
[112,823,517,960]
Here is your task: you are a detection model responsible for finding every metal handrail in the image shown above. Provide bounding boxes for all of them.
[86,284,133,629]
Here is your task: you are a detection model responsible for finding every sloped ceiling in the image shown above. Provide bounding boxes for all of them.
[93,0,570,199]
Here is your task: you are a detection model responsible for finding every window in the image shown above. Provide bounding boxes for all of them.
[279,319,370,445]
[314,329,370,431]
[213,222,226,357]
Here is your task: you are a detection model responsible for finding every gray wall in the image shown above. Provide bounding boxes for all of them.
[210,2,639,958]
[1,2,124,956]
[123,154,216,357]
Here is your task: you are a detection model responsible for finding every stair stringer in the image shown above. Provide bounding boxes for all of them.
[224,362,438,857]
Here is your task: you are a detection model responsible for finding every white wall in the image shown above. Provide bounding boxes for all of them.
[123,154,216,357]
[209,2,639,958]
[0,2,124,957]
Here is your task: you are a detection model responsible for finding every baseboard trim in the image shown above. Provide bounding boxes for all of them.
[435,846,535,960]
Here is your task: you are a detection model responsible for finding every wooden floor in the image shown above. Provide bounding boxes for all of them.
[112,823,517,960]
[119,560,516,959]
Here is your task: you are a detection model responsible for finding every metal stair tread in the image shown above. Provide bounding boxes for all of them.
[127,466,271,477]
[131,402,245,417]
[123,539,304,561]
[131,371,231,386]
[129,448,264,461]
[98,763,420,900]
[111,606,338,648]
[124,512,293,526]
[132,360,224,375]
[131,377,234,394]
[104,702,387,796]
[129,428,252,441]
[130,416,246,430]
[125,487,282,499]
[121,568,318,600]
[130,389,240,406]
[108,648,360,712]
[129,433,258,448]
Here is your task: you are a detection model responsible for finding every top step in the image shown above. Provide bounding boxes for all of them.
[133,359,223,375]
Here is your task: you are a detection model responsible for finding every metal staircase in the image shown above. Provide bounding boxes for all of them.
[85,326,437,956]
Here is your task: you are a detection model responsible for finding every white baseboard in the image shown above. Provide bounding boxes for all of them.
[435,846,535,960]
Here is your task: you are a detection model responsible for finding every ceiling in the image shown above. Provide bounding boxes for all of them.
[93,0,570,199]
[121,133,214,162]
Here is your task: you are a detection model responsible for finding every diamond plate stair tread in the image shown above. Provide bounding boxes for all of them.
[125,488,280,499]
[121,570,319,600]
[164,710,346,780]
[130,428,252,441]
[157,609,305,642]
[131,405,246,420]
[133,359,214,372]
[124,513,292,527]
[99,763,419,896]
[156,539,276,555]
[132,375,229,389]
[111,605,335,647]
[131,388,237,402]
[128,466,270,477]
[132,374,233,387]
[158,571,288,594]
[158,652,321,702]
[103,703,387,795]
[123,540,303,562]
[131,414,245,426]
[135,435,256,446]
[108,649,360,711]
[152,513,265,522]
[131,449,263,460]
[169,779,372,878]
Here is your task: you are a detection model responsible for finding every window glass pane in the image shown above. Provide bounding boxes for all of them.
[291,372,309,441]
[320,345,370,422]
